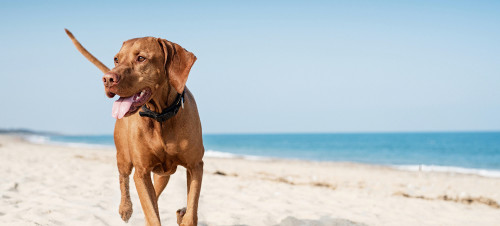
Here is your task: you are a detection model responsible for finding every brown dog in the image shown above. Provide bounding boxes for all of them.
[65,29,204,226]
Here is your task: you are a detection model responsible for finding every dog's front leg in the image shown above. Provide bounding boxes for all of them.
[117,149,133,222]
[134,168,161,226]
[178,161,203,226]
[118,165,133,222]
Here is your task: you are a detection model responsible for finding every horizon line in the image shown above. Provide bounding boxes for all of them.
[1,128,500,136]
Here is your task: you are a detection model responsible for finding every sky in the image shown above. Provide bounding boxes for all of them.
[0,1,499,135]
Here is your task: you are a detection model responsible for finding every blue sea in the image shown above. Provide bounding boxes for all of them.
[25,132,500,177]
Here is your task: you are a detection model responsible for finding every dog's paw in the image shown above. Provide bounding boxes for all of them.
[119,200,133,222]
[177,207,197,226]
[176,207,186,225]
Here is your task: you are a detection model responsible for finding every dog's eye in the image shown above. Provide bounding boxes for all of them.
[114,57,118,64]
[137,56,146,62]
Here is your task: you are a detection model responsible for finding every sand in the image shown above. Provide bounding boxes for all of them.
[0,134,499,226]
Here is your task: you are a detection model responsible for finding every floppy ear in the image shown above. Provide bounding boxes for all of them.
[158,38,197,94]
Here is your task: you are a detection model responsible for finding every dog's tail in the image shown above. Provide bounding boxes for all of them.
[65,29,110,74]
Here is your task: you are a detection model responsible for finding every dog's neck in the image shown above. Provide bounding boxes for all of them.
[145,83,180,113]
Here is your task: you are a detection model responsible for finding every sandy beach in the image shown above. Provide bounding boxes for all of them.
[0,134,499,226]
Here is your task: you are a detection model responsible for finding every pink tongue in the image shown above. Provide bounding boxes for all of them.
[112,96,134,119]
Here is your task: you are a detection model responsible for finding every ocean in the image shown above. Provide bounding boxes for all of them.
[25,132,500,177]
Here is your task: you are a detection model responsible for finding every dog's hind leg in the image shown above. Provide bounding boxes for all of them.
[153,174,170,201]
[176,170,190,225]
[178,161,203,226]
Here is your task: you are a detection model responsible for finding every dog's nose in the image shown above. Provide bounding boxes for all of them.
[103,73,120,87]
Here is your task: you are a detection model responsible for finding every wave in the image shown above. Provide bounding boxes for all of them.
[392,164,500,178]
[204,150,268,160]
[22,135,113,149]
[23,135,51,144]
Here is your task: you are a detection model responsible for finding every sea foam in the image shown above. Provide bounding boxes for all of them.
[205,150,268,160]
[393,164,500,178]
[22,135,113,149]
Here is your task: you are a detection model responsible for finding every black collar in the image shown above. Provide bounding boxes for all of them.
[139,90,185,122]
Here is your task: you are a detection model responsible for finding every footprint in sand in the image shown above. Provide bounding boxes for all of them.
[8,183,18,192]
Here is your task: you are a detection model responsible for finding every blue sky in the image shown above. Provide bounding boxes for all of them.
[0,1,499,134]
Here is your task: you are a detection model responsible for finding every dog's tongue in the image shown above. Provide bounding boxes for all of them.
[112,96,134,119]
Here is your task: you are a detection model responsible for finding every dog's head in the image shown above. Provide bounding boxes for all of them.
[103,37,196,119]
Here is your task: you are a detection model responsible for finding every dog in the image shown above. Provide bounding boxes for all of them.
[65,29,204,226]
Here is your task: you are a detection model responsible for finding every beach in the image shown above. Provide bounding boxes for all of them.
[0,134,499,226]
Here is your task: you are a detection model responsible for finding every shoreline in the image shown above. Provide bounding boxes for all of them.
[16,133,500,179]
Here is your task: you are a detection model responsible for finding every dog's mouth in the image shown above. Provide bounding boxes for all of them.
[111,88,152,119]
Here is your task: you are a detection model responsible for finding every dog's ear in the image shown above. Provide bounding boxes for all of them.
[158,38,197,94]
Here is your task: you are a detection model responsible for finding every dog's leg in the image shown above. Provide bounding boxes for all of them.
[134,168,161,226]
[176,171,191,225]
[186,170,192,194]
[117,154,133,222]
[178,161,203,226]
[153,174,170,201]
